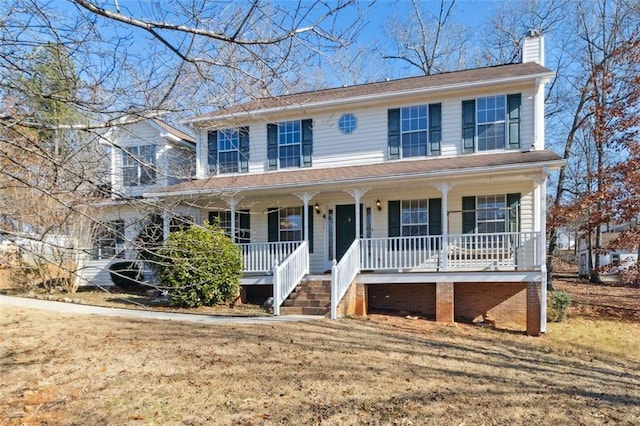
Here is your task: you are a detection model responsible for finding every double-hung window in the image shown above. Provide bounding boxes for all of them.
[122,145,156,186]
[278,206,303,241]
[462,94,521,153]
[477,96,506,151]
[476,195,507,233]
[278,121,301,168]
[208,210,251,243]
[93,219,125,260]
[401,106,428,157]
[388,103,441,159]
[218,129,239,173]
[207,127,249,174]
[401,199,429,236]
[267,120,313,170]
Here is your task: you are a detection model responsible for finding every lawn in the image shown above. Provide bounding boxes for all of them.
[1,266,639,425]
[1,305,639,425]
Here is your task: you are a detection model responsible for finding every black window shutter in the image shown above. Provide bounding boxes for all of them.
[462,100,475,153]
[388,200,400,237]
[239,209,251,243]
[301,119,313,168]
[462,196,476,234]
[306,205,314,253]
[239,127,250,172]
[428,103,442,156]
[388,109,401,160]
[507,94,521,149]
[428,198,442,235]
[267,208,279,242]
[507,193,521,232]
[207,130,218,173]
[267,124,278,170]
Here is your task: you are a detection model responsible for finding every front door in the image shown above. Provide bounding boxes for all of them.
[335,204,363,261]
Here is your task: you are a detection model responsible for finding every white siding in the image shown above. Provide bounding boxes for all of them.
[194,81,539,176]
[109,121,195,197]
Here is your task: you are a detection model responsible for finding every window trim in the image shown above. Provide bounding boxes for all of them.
[217,129,240,174]
[476,95,507,151]
[400,105,428,158]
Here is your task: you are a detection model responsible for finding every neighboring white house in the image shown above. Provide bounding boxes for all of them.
[578,232,639,277]
[91,33,563,335]
[81,118,196,286]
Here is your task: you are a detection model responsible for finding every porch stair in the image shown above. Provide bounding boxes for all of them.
[279,279,331,316]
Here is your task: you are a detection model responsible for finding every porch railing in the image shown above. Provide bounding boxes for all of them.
[239,241,301,273]
[359,232,542,271]
[273,241,309,315]
[331,239,361,319]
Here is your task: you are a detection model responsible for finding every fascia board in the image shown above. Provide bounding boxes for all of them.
[144,158,566,199]
[185,71,556,126]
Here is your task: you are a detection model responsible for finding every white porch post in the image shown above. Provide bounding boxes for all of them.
[295,192,317,243]
[345,189,369,240]
[162,208,170,242]
[222,196,243,241]
[436,183,453,271]
[534,173,548,332]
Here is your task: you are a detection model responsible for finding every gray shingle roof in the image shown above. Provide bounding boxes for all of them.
[148,150,563,197]
[186,62,553,124]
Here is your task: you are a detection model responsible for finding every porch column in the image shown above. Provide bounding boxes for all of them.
[534,172,548,332]
[436,183,453,271]
[295,192,317,243]
[527,281,542,336]
[222,196,243,241]
[345,188,369,240]
[162,208,170,242]
[435,281,454,324]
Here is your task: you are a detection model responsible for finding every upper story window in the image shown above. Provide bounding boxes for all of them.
[267,119,313,170]
[338,113,357,134]
[207,127,249,174]
[388,103,441,160]
[462,94,521,153]
[401,105,428,157]
[278,121,301,168]
[122,145,156,187]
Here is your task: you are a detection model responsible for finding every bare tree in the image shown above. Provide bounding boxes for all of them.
[381,0,473,75]
[0,0,360,290]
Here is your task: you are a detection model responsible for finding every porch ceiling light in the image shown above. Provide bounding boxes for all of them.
[314,202,321,214]
[376,199,382,211]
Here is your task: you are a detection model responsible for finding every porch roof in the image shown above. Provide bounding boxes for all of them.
[146,150,563,198]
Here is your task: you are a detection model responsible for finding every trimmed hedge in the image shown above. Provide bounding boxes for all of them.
[156,223,242,308]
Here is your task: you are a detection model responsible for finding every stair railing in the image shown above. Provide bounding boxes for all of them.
[272,241,309,315]
[330,239,361,319]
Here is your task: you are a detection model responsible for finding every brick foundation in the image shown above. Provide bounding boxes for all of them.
[436,282,454,323]
[527,282,542,336]
[454,282,527,327]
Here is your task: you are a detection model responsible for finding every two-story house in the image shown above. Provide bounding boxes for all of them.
[139,33,563,335]
[81,118,196,287]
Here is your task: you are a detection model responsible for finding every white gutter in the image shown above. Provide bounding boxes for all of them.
[145,158,566,198]
[185,71,556,125]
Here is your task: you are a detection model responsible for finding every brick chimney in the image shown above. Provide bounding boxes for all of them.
[522,30,545,66]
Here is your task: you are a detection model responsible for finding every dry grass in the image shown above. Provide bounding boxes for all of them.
[2,265,640,424]
[1,307,639,425]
